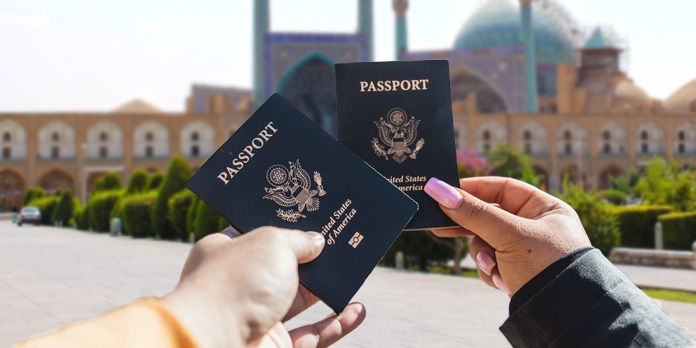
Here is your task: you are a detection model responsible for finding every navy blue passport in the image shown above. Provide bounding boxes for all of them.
[187,94,418,313]
[335,60,459,230]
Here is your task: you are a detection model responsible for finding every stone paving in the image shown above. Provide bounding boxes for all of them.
[1,221,695,347]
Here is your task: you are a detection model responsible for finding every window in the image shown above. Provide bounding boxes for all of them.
[603,143,611,154]
[99,132,108,142]
[678,143,685,154]
[145,145,154,158]
[678,131,685,141]
[563,130,572,141]
[51,146,60,159]
[524,143,532,154]
[51,132,60,142]
[2,132,10,142]
[690,100,696,113]
[99,146,108,158]
[191,132,200,141]
[191,145,200,157]
[564,143,572,155]
[145,131,154,142]
[2,147,11,159]
[602,130,610,141]
[641,143,649,154]
[523,130,532,141]
[640,130,648,141]
[482,130,491,141]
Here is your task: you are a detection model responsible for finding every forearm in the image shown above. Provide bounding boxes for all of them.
[16,298,199,348]
[500,249,695,347]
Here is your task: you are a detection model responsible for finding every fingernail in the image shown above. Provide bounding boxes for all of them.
[308,232,325,246]
[492,273,511,296]
[476,251,495,276]
[424,177,462,209]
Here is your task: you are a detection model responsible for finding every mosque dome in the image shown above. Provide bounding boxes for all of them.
[612,80,651,108]
[664,79,696,113]
[453,0,578,65]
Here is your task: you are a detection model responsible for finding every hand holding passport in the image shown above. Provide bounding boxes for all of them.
[187,60,458,314]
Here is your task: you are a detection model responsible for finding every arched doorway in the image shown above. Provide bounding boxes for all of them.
[450,69,507,113]
[277,52,337,137]
[560,164,580,187]
[38,169,74,195]
[0,170,26,211]
[598,164,624,190]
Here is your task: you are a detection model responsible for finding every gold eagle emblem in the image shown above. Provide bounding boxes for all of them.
[372,107,425,163]
[263,159,326,222]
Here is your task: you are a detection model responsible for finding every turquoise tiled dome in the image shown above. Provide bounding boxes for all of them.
[454,0,577,65]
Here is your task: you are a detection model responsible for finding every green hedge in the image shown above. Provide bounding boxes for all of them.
[122,192,158,238]
[612,205,672,248]
[75,206,89,230]
[93,172,121,192]
[658,212,696,250]
[146,172,164,191]
[560,186,620,255]
[126,169,148,195]
[29,196,60,225]
[24,187,44,206]
[52,191,80,226]
[192,200,220,241]
[598,190,626,205]
[167,190,195,241]
[88,190,122,232]
[152,157,192,239]
[186,198,200,235]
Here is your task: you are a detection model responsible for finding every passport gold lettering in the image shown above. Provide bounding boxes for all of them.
[217,121,278,185]
[359,79,429,92]
[320,198,357,246]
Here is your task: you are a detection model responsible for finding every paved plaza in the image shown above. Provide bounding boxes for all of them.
[1,221,695,347]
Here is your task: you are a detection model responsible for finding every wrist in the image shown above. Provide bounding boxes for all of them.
[163,285,245,348]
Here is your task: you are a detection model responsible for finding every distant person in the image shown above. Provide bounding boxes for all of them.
[17,177,694,347]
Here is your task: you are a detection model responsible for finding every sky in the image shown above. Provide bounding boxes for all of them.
[1,0,695,112]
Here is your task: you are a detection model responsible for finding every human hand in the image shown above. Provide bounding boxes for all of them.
[163,227,366,348]
[424,177,591,296]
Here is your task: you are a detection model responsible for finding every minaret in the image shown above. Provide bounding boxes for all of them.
[254,0,270,106]
[520,0,538,113]
[393,0,409,59]
[358,0,374,61]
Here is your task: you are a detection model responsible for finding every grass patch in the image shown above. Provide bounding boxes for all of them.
[641,288,696,304]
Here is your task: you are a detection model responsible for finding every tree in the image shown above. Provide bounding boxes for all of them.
[192,200,221,241]
[24,187,44,205]
[186,197,200,235]
[126,169,148,195]
[93,172,122,192]
[560,184,620,255]
[167,190,195,240]
[52,191,79,226]
[152,156,192,239]
[488,144,539,186]
[146,172,164,191]
[633,157,696,211]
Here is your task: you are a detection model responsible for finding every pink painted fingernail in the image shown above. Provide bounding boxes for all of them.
[424,178,462,209]
[476,251,495,276]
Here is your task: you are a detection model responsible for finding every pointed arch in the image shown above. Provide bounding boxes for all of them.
[38,169,74,194]
[0,169,26,210]
[0,120,27,160]
[450,67,508,113]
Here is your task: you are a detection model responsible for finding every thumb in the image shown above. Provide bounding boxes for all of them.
[425,178,521,248]
[278,229,326,264]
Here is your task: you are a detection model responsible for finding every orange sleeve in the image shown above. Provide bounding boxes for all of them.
[15,298,199,348]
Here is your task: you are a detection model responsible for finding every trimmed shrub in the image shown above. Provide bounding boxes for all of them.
[88,190,123,232]
[152,157,192,239]
[193,200,221,241]
[93,172,122,192]
[658,212,696,250]
[612,205,672,248]
[75,205,89,230]
[561,186,620,256]
[122,192,158,238]
[29,196,60,225]
[24,187,44,205]
[167,190,195,240]
[598,190,626,205]
[186,198,200,235]
[52,191,79,226]
[146,172,164,191]
[126,169,148,195]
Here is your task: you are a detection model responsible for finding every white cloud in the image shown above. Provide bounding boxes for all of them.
[0,13,47,29]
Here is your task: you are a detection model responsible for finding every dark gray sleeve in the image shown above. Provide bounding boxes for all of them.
[499,249,695,348]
